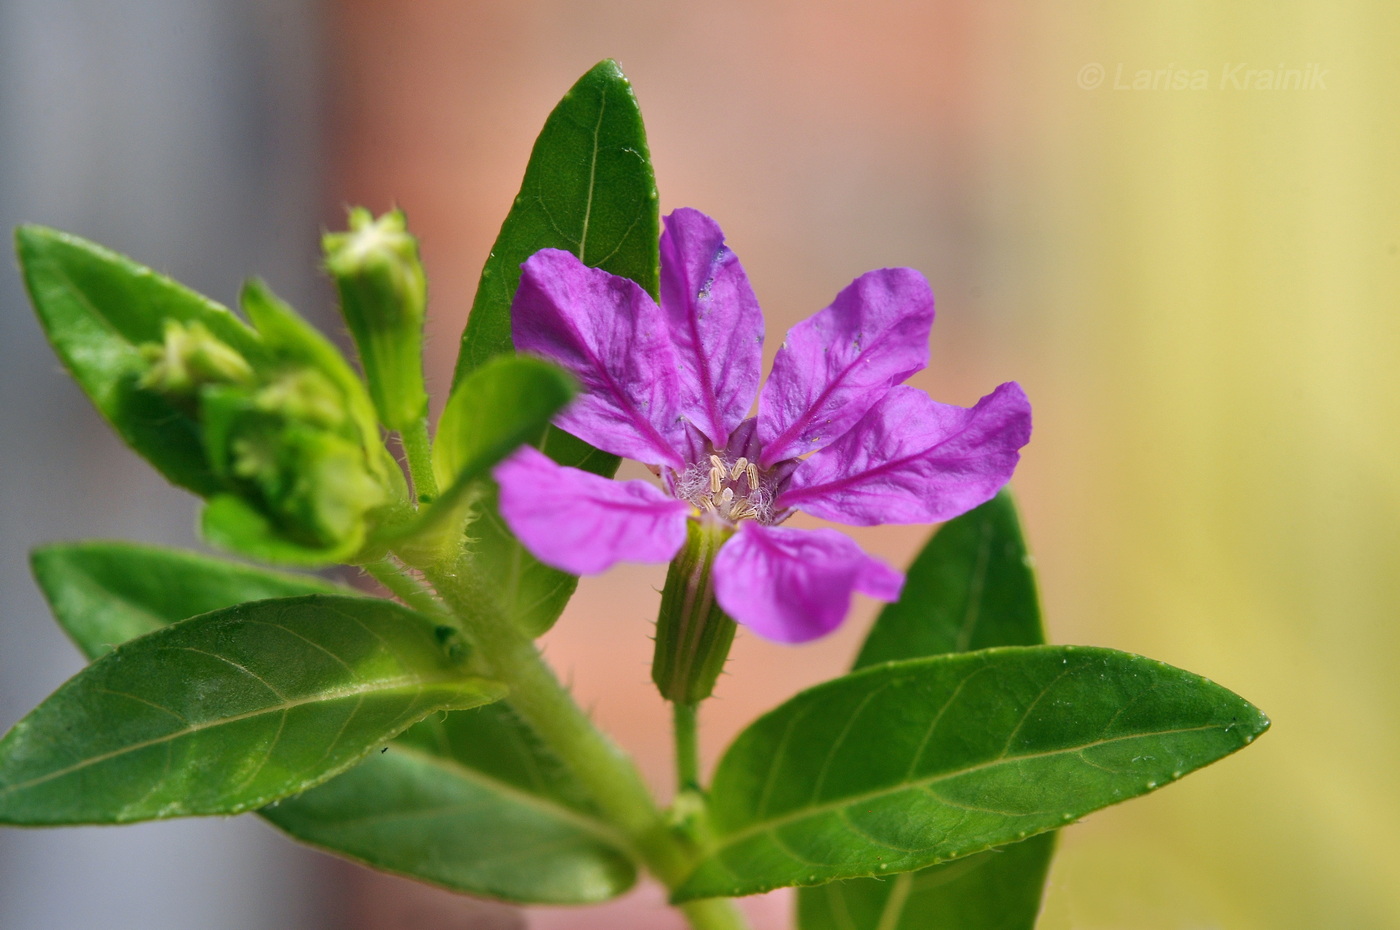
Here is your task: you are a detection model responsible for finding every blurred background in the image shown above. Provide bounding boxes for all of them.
[2,1,1396,928]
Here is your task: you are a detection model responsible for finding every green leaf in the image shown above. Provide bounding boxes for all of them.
[856,492,1044,669]
[27,547,632,901]
[800,492,1056,929]
[264,702,637,904]
[0,595,504,824]
[430,355,576,508]
[15,225,261,495]
[30,541,347,660]
[675,645,1268,901]
[796,832,1056,930]
[445,59,657,633]
[451,58,659,384]
[389,356,576,569]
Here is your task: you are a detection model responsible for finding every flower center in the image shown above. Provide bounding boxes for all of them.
[677,453,774,524]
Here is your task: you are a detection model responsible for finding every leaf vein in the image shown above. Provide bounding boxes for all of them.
[0,676,463,798]
[712,722,1224,851]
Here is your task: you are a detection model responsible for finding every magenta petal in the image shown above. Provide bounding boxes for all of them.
[713,524,904,644]
[778,383,1032,526]
[659,209,764,448]
[493,446,690,575]
[512,249,686,470]
[756,268,934,466]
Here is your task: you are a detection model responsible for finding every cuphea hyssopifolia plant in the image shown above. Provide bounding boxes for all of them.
[2,61,1266,930]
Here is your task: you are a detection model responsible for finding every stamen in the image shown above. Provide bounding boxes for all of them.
[730,456,749,481]
[747,462,759,489]
[720,487,735,504]
[708,457,723,493]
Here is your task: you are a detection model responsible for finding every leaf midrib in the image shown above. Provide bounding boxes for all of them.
[0,673,483,797]
[708,721,1228,851]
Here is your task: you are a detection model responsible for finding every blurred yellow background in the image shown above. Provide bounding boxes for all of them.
[327,2,1398,927]
[1,1,1394,928]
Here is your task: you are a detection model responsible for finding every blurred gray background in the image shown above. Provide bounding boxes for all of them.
[0,2,336,927]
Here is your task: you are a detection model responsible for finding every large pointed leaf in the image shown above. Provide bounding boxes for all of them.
[448,58,658,635]
[799,493,1056,929]
[264,703,638,904]
[675,646,1268,900]
[28,542,635,903]
[451,58,659,384]
[15,225,261,495]
[0,595,503,824]
[31,541,347,660]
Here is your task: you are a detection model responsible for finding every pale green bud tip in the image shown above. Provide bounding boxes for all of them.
[323,206,429,432]
[322,208,426,324]
[138,319,254,395]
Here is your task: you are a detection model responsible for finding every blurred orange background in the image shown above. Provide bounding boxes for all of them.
[1,1,1395,928]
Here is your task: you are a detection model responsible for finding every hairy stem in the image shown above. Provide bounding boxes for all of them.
[400,417,438,503]
[363,558,452,623]
[421,560,749,930]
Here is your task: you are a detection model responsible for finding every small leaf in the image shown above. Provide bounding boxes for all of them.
[30,541,347,659]
[796,832,1055,930]
[0,595,504,824]
[15,225,261,494]
[264,703,637,904]
[856,492,1043,669]
[675,646,1268,901]
[391,356,575,568]
[451,58,659,384]
[800,493,1056,929]
[430,355,577,503]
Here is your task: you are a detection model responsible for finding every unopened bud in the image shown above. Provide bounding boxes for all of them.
[323,208,429,432]
[139,319,254,396]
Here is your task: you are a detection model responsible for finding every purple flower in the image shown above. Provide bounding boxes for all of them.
[493,209,1031,644]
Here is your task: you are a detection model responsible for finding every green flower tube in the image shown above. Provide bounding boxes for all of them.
[323,208,430,432]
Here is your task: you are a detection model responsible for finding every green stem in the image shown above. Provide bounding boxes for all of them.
[400,417,438,503]
[363,559,452,624]
[679,899,751,930]
[674,701,701,793]
[421,561,750,930]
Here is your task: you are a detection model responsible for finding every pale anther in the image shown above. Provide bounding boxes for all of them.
[730,456,749,481]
